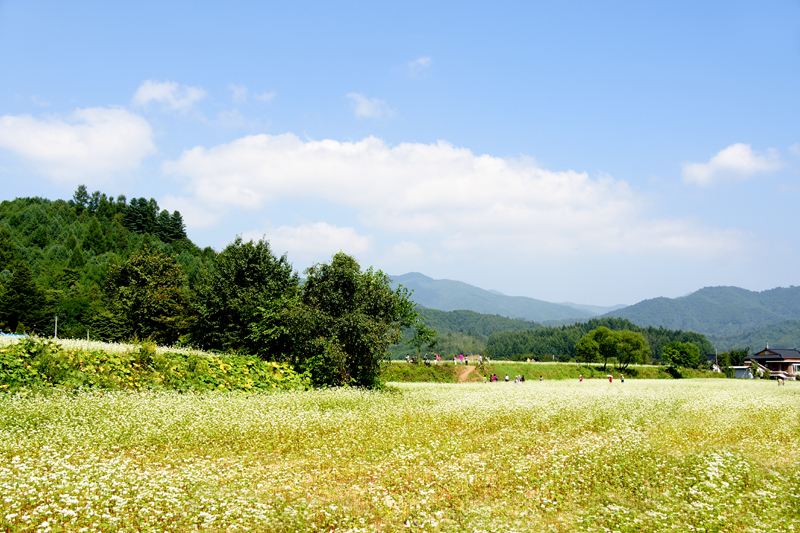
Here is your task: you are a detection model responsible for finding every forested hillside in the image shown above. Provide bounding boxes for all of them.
[387,308,541,359]
[0,189,419,388]
[389,272,595,321]
[602,285,800,337]
[708,320,800,353]
[0,187,213,339]
[486,317,714,362]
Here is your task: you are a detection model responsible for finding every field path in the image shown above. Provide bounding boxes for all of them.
[457,365,480,383]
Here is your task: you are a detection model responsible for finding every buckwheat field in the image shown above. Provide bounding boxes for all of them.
[2,380,798,532]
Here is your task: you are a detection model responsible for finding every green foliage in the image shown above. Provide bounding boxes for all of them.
[104,246,189,344]
[487,317,712,361]
[387,308,539,359]
[408,319,438,358]
[191,236,298,352]
[0,263,49,334]
[292,253,417,387]
[0,338,309,392]
[0,189,214,341]
[605,285,800,337]
[709,320,800,353]
[662,341,702,369]
[614,330,651,370]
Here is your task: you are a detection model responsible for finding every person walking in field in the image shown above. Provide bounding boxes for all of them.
[579,374,583,382]
[539,375,543,382]
[505,374,509,382]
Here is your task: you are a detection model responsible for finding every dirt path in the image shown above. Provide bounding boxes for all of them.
[456,365,481,383]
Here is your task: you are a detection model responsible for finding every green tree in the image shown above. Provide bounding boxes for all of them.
[82,217,107,255]
[614,330,651,370]
[0,263,49,333]
[72,185,90,214]
[104,245,188,344]
[293,253,417,387]
[0,226,20,271]
[67,245,86,269]
[662,341,701,369]
[408,319,439,360]
[191,236,299,352]
[574,335,599,364]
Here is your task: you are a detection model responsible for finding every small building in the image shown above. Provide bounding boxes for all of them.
[731,366,753,379]
[744,348,800,380]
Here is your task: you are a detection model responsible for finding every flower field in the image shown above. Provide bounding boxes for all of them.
[1,380,799,532]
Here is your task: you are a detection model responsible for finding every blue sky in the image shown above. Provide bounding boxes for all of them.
[1,0,799,305]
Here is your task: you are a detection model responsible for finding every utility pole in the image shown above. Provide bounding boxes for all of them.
[54,315,58,339]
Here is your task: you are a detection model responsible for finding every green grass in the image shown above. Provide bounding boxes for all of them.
[384,361,727,383]
[2,380,798,532]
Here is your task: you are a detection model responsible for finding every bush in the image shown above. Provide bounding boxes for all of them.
[0,338,309,392]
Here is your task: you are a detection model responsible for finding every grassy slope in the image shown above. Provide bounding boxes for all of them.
[383,361,726,383]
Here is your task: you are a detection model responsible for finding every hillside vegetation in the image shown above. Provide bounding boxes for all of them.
[602,285,800,337]
[0,189,416,388]
[708,320,800,352]
[388,308,540,359]
[390,272,595,321]
[486,317,714,362]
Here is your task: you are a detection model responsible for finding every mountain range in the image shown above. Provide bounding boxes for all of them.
[601,285,800,337]
[390,273,800,350]
[389,272,625,322]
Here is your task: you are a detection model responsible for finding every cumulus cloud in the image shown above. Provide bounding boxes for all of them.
[408,56,433,76]
[346,93,395,119]
[682,143,783,186]
[163,134,743,259]
[243,222,373,260]
[132,80,207,113]
[0,107,155,183]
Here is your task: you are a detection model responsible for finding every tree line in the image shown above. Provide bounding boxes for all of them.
[0,188,416,387]
[486,317,715,363]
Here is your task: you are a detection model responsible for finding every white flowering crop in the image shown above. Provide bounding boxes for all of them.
[1,380,798,532]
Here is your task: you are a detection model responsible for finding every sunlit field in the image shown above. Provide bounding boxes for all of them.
[2,380,799,532]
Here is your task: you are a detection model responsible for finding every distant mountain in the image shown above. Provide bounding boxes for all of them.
[558,302,628,315]
[390,272,595,322]
[602,285,800,337]
[708,320,800,353]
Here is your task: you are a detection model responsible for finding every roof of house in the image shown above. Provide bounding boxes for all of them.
[749,348,800,360]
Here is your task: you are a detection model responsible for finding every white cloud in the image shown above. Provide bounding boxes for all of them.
[254,91,276,103]
[242,222,373,260]
[682,143,783,186]
[229,84,248,104]
[0,107,155,183]
[408,56,433,76]
[30,96,50,107]
[789,143,800,157]
[346,93,395,119]
[164,134,743,259]
[132,80,207,113]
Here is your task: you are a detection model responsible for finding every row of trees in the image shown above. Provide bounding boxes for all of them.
[89,240,417,387]
[487,317,714,363]
[1,188,420,387]
[574,327,651,370]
